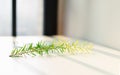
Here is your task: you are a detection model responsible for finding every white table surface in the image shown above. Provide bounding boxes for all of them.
[0,36,120,75]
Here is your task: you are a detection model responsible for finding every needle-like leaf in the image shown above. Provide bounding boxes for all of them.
[9,40,93,57]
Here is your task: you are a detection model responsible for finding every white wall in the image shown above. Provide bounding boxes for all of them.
[64,0,120,50]
[0,0,12,36]
[17,0,43,35]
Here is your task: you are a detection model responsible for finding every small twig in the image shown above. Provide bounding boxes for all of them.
[9,40,93,57]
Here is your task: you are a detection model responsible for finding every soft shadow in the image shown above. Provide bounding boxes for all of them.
[61,56,114,75]
[94,49,120,59]
[12,58,47,75]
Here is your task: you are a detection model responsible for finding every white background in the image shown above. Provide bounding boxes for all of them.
[64,0,120,50]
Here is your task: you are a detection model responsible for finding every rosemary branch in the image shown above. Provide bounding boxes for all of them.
[9,40,93,57]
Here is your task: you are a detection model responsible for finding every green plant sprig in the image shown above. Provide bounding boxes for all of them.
[9,40,93,57]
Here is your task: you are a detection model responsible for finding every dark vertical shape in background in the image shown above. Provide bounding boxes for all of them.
[43,0,58,35]
[12,0,16,36]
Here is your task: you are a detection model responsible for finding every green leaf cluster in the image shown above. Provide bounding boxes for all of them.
[9,40,93,57]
